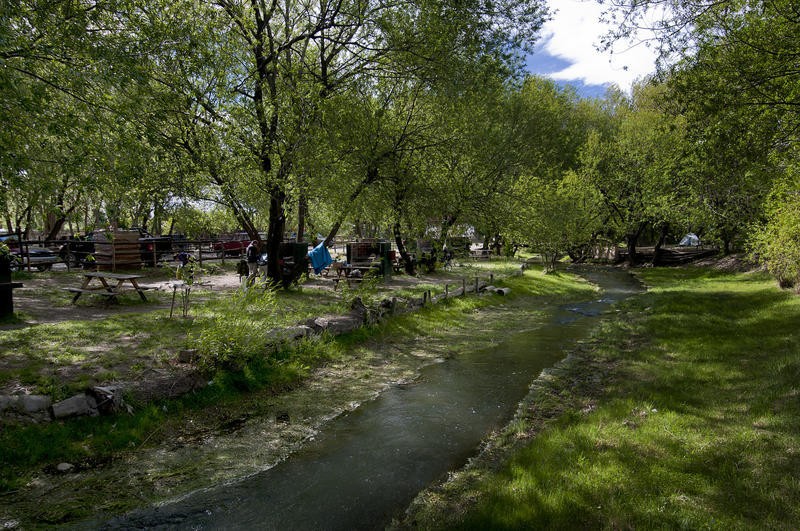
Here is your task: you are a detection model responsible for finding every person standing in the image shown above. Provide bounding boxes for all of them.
[245,240,259,286]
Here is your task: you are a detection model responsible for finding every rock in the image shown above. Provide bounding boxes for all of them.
[284,325,314,340]
[19,395,51,414]
[495,287,511,296]
[326,315,363,335]
[56,462,74,473]
[266,325,315,345]
[0,395,17,413]
[306,317,330,333]
[51,394,99,419]
[178,349,199,363]
[88,386,124,415]
[350,296,368,321]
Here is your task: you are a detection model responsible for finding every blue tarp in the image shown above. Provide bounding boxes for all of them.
[308,242,333,274]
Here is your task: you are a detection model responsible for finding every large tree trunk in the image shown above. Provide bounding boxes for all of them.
[265,159,293,284]
[393,221,415,275]
[625,223,646,267]
[652,223,669,266]
[266,187,287,282]
[297,192,307,243]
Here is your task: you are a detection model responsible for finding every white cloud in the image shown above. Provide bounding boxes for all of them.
[538,0,659,92]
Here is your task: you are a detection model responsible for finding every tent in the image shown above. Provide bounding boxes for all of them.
[679,233,700,246]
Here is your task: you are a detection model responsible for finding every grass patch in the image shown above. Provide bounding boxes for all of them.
[0,333,340,494]
[425,267,800,529]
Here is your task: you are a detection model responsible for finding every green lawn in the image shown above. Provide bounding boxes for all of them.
[415,267,800,529]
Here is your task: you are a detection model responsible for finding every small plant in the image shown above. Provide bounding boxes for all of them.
[190,287,279,370]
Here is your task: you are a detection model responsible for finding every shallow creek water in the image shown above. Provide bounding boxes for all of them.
[90,266,641,530]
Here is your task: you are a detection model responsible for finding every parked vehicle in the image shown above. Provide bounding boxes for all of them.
[1,235,61,271]
[212,232,251,257]
[58,234,96,267]
[135,228,174,266]
[13,246,60,272]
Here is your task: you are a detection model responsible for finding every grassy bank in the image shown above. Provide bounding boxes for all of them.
[0,265,597,523]
[405,267,800,529]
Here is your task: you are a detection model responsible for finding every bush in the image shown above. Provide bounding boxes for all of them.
[750,179,800,290]
[191,287,279,370]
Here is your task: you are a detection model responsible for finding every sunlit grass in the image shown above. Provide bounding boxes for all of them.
[438,267,800,529]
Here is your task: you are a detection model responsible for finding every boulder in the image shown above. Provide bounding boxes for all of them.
[88,386,125,415]
[0,395,17,413]
[52,394,99,419]
[56,462,74,473]
[326,315,363,335]
[20,395,52,414]
[306,317,330,333]
[350,297,369,322]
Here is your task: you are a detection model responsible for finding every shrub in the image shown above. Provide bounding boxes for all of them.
[191,287,279,370]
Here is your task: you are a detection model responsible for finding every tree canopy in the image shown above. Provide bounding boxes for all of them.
[4,0,800,285]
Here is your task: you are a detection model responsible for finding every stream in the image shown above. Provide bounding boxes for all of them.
[101,266,642,530]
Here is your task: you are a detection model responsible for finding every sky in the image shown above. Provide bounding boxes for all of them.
[525,0,660,98]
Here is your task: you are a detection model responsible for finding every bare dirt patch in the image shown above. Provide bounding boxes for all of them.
[691,252,761,272]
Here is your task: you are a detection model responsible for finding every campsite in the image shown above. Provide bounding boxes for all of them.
[3,0,800,528]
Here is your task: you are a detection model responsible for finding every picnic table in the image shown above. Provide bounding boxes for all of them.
[65,272,154,304]
[326,262,379,290]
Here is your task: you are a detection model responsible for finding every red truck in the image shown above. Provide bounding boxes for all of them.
[212,233,252,257]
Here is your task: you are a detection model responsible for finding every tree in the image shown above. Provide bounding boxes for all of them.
[578,82,690,265]
[507,171,604,272]
[599,0,800,264]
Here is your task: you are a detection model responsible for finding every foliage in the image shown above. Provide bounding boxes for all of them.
[190,287,279,371]
[507,172,604,272]
[598,0,800,268]
[748,159,800,289]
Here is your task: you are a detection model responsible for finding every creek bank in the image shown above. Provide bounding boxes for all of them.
[0,275,501,425]
[1,270,536,528]
[395,267,644,528]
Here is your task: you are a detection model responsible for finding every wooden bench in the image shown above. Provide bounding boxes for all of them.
[63,287,120,304]
[63,287,118,297]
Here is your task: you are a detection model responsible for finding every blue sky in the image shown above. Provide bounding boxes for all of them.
[525,0,659,98]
